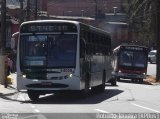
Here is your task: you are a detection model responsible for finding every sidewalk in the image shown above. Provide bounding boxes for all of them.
[0,73,17,95]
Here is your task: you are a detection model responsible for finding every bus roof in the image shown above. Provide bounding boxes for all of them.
[113,44,148,52]
[21,20,80,26]
[20,20,110,35]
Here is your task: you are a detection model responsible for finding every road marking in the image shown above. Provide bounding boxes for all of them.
[95,109,109,113]
[34,109,40,113]
[31,105,35,108]
[131,103,160,113]
[30,105,40,113]
[21,114,47,119]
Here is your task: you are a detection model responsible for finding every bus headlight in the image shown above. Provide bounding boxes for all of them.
[69,74,73,78]
[23,75,26,78]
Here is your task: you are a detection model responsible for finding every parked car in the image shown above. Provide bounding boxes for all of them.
[148,50,157,63]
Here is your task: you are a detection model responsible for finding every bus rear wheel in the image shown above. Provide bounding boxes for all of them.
[28,90,40,101]
[111,78,117,86]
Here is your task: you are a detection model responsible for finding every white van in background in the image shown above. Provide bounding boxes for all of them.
[148,50,157,63]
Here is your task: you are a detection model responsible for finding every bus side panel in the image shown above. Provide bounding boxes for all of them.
[90,55,112,87]
[105,55,113,82]
[91,55,103,87]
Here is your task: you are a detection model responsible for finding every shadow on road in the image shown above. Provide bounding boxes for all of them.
[27,88,123,104]
[0,85,123,104]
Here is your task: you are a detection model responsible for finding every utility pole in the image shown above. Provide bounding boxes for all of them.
[26,0,30,21]
[0,0,6,85]
[19,0,24,23]
[153,0,160,81]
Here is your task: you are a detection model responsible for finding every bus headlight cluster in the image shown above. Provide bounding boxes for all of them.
[63,74,73,79]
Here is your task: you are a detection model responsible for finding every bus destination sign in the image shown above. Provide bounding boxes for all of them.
[21,23,77,33]
[123,46,144,51]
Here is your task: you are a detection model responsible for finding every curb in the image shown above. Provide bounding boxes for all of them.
[0,73,17,95]
[0,84,17,95]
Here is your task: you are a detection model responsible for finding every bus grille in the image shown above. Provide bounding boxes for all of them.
[26,83,68,88]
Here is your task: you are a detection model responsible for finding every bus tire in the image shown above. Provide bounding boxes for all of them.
[111,78,117,86]
[28,90,40,101]
[117,77,120,81]
[81,74,90,97]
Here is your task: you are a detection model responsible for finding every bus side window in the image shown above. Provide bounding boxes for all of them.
[80,38,86,58]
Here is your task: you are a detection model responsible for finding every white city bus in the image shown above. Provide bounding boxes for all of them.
[16,20,113,101]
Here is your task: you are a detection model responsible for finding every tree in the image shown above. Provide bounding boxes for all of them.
[126,0,160,81]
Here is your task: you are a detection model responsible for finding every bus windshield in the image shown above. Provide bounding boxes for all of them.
[119,51,147,68]
[20,34,77,68]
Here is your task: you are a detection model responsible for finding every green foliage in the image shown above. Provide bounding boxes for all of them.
[126,0,160,80]
[124,0,153,46]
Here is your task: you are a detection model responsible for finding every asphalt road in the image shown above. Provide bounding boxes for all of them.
[0,81,160,118]
[0,63,159,119]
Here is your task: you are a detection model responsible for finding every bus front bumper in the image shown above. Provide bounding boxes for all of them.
[112,71,146,79]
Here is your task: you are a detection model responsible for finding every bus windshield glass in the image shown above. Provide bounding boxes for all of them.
[119,51,147,67]
[20,34,77,68]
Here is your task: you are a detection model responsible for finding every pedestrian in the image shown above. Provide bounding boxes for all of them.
[5,55,13,76]
[9,49,16,73]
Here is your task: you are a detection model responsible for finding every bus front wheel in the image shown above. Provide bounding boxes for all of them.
[28,90,40,101]
[111,78,117,86]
